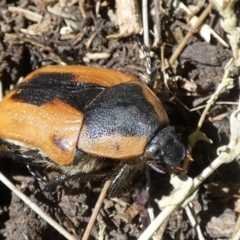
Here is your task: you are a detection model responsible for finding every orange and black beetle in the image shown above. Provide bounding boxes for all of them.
[0,65,187,196]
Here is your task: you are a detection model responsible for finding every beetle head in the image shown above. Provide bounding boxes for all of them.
[145,126,187,166]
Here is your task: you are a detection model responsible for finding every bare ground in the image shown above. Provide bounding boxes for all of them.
[0,1,240,239]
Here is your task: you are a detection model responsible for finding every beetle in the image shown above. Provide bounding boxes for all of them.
[0,65,187,196]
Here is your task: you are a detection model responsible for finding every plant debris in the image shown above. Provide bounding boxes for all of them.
[0,0,240,239]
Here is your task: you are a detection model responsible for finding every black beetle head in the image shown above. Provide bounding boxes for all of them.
[145,126,187,166]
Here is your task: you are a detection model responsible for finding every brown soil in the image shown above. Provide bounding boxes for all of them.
[0,1,240,239]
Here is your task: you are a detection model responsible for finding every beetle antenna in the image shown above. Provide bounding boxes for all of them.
[135,37,155,88]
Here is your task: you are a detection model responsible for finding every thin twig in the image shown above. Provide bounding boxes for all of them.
[196,59,234,129]
[82,179,112,240]
[153,0,161,45]
[185,204,205,240]
[142,0,149,47]
[169,3,214,66]
[138,205,177,240]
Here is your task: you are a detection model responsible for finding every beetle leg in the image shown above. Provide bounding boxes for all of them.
[45,169,112,190]
[109,164,138,197]
[26,165,47,186]
[45,173,77,190]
